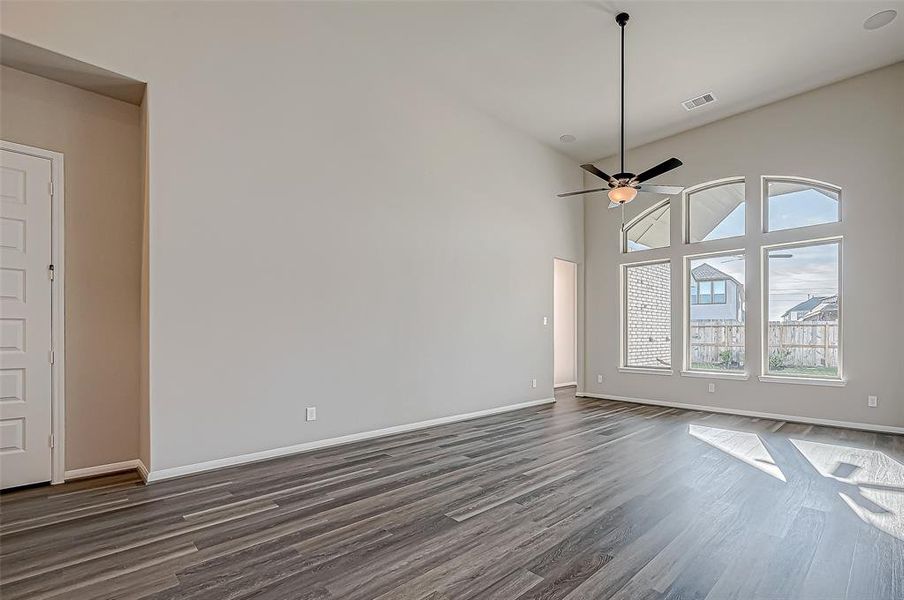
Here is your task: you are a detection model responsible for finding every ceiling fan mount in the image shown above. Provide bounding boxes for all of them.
[558,12,685,209]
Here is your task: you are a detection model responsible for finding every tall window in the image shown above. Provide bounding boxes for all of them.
[623,199,670,252]
[623,261,671,370]
[613,174,843,384]
[686,253,746,374]
[764,240,841,380]
[686,179,745,243]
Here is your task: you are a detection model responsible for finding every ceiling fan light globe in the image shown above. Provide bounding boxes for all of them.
[608,186,637,204]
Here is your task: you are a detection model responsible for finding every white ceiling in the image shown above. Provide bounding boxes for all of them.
[340,1,904,162]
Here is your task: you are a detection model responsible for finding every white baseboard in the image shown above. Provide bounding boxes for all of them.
[64,459,145,481]
[576,392,904,435]
[554,382,577,389]
[136,459,149,483]
[146,397,556,483]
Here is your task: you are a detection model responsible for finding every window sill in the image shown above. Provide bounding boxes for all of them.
[681,370,749,381]
[757,375,846,387]
[618,366,673,376]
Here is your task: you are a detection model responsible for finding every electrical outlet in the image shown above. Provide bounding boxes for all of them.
[597,374,603,384]
[543,316,548,326]
[306,407,317,421]
[708,383,715,393]
[531,378,537,389]
[868,395,878,408]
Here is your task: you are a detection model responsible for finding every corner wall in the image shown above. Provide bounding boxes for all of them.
[583,63,904,429]
[0,65,143,469]
[0,2,584,473]
[138,92,151,471]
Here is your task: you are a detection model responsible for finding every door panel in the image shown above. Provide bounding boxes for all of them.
[0,149,52,489]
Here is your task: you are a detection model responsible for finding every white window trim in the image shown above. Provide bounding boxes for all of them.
[683,176,746,244]
[622,197,670,254]
[681,370,749,381]
[761,175,842,234]
[760,236,843,383]
[757,375,846,387]
[620,257,672,371]
[619,366,673,376]
[683,248,747,376]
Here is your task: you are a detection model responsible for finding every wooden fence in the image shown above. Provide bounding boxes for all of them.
[690,320,838,368]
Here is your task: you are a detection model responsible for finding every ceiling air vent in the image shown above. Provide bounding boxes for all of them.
[682,93,716,111]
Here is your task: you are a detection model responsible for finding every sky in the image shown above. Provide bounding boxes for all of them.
[704,188,839,320]
[767,241,838,320]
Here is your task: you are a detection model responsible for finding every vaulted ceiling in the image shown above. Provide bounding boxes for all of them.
[342,1,904,162]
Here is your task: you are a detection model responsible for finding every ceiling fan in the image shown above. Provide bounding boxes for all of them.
[558,12,684,208]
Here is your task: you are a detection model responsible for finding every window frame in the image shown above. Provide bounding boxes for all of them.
[761,176,842,234]
[622,198,670,254]
[683,249,748,378]
[760,237,844,384]
[690,279,729,305]
[620,257,673,373]
[683,176,746,244]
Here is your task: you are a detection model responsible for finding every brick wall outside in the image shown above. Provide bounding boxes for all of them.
[626,262,671,368]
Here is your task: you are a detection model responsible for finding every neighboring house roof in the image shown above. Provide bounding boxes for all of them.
[625,201,670,250]
[782,296,828,317]
[691,263,742,288]
[687,183,745,243]
[801,295,838,321]
[692,263,731,281]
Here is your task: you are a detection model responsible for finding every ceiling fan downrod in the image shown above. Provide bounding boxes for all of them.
[556,12,684,208]
[617,12,628,177]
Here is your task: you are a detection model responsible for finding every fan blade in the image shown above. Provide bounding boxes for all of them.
[580,164,614,183]
[557,187,609,198]
[637,184,684,195]
[632,158,683,183]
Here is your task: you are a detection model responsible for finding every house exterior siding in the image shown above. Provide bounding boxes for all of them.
[690,279,742,322]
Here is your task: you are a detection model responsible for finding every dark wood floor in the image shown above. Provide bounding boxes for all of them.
[2,388,903,600]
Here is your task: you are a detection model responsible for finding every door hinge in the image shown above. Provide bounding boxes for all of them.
[49,181,54,197]
[49,434,55,448]
[48,264,55,281]
[49,350,55,364]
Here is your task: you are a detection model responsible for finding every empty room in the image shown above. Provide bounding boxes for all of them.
[1,1,903,599]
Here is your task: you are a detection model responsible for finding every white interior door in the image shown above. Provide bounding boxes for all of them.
[0,148,53,489]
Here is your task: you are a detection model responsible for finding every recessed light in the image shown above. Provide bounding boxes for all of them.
[559,134,576,143]
[864,9,897,30]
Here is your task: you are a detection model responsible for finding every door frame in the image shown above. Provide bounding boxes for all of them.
[553,257,578,388]
[1,140,66,485]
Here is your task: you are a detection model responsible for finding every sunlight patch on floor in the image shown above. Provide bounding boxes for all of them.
[688,424,786,482]
[792,438,904,541]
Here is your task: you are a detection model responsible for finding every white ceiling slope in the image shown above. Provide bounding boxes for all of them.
[340,1,904,162]
[1,1,900,164]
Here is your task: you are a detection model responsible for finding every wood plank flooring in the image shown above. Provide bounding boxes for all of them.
[2,388,903,599]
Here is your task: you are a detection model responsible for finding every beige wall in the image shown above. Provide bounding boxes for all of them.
[0,3,583,473]
[0,65,143,469]
[584,63,904,429]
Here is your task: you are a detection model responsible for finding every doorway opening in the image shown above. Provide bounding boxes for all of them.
[553,258,577,388]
